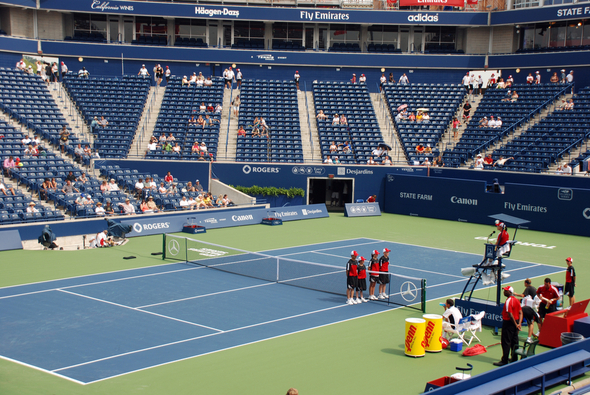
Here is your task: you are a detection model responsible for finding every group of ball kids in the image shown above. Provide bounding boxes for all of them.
[346,248,391,305]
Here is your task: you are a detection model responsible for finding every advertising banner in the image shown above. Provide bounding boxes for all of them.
[265,204,329,221]
[400,0,465,7]
[384,173,590,237]
[344,202,382,217]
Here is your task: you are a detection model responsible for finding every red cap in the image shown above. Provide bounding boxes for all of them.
[503,286,514,293]
[166,66,169,68]
[566,257,573,263]
[296,70,298,73]
[372,250,379,255]
[358,256,365,261]
[383,248,391,253]
[351,250,359,257]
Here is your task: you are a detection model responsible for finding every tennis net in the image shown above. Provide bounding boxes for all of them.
[162,233,426,311]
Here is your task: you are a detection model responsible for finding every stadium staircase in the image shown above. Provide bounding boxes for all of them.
[299,90,319,162]
[371,92,405,163]
[216,87,238,161]
[128,86,164,158]
[49,83,94,149]
[442,94,483,153]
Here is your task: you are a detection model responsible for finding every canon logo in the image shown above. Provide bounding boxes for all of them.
[450,196,478,205]
[407,13,439,22]
[232,215,254,221]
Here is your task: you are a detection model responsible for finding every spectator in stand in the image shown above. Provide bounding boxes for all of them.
[159,182,169,194]
[550,72,559,83]
[333,155,340,164]
[497,78,506,89]
[39,178,51,200]
[510,91,519,102]
[195,180,204,192]
[399,73,409,85]
[78,172,89,184]
[98,116,109,128]
[232,95,241,117]
[104,200,115,216]
[24,144,37,158]
[222,194,233,206]
[341,141,352,154]
[182,75,190,87]
[339,114,348,126]
[382,156,392,165]
[562,162,572,175]
[236,68,243,89]
[59,125,70,153]
[332,114,340,125]
[535,71,541,84]
[61,179,79,195]
[379,73,386,92]
[433,156,445,167]
[206,115,219,126]
[21,135,32,145]
[324,155,333,164]
[164,171,174,184]
[188,114,197,125]
[474,154,484,170]
[424,144,432,154]
[189,72,197,84]
[367,157,376,165]
[100,180,109,193]
[329,141,338,153]
[108,179,120,191]
[65,171,77,183]
[452,117,459,140]
[146,196,159,213]
[118,198,136,215]
[196,74,204,87]
[200,141,208,154]
[422,157,431,166]
[95,202,105,216]
[350,73,357,84]
[493,156,514,168]
[179,196,190,210]
[479,116,488,127]
[74,144,84,163]
[155,64,164,86]
[172,142,182,155]
[138,64,150,78]
[0,181,16,196]
[462,72,470,93]
[560,98,574,111]
[495,117,503,128]
[462,101,471,122]
[165,66,171,84]
[477,75,484,95]
[416,143,425,154]
[408,112,416,122]
[316,110,327,120]
[484,154,494,166]
[26,202,39,213]
[506,75,514,86]
[204,77,213,87]
[215,103,222,113]
[526,73,534,84]
[162,141,172,153]
[359,74,367,84]
[78,67,89,78]
[191,141,201,154]
[134,178,145,198]
[237,125,246,137]
[567,70,574,84]
[294,70,300,91]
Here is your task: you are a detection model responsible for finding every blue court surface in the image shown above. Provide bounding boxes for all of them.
[0,238,561,384]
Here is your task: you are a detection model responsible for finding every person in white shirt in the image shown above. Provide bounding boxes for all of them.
[379,73,386,92]
[92,230,113,248]
[189,73,197,83]
[495,117,502,128]
[566,70,574,83]
[26,202,38,213]
[462,72,470,93]
[477,75,484,95]
[226,67,235,89]
[138,64,150,78]
[158,183,168,194]
[359,74,367,84]
[562,163,572,175]
[22,136,32,145]
[367,157,375,165]
[474,154,484,170]
[506,75,514,85]
[200,142,208,153]
[32,135,41,145]
[16,59,26,71]
[61,61,68,78]
[324,155,333,164]
[119,199,136,215]
[399,73,409,85]
[196,77,204,87]
[215,103,222,113]
[422,158,431,166]
[382,156,392,165]
[78,67,89,78]
[187,196,197,209]
[332,114,340,125]
[535,71,541,84]
[442,299,463,339]
[182,75,190,87]
[293,70,300,90]
[179,196,190,209]
[487,117,496,127]
[108,179,120,191]
[165,66,171,83]
[147,141,157,151]
[95,202,105,216]
[236,68,243,89]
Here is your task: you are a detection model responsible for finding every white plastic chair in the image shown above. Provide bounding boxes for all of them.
[467,311,485,344]
[445,316,472,345]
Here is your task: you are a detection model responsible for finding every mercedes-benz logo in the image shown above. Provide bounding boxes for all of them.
[167,239,180,256]
[133,223,142,233]
[400,281,418,302]
[242,165,251,174]
[583,208,590,220]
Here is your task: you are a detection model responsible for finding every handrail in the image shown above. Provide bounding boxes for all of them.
[303,81,314,160]
[224,85,234,160]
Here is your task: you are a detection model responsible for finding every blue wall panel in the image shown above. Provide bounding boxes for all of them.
[383,173,590,237]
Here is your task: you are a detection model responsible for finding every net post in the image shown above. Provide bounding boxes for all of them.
[276,257,279,282]
[387,274,390,306]
[421,279,427,313]
[162,233,166,260]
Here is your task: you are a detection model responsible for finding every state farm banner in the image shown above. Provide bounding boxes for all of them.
[399,0,465,7]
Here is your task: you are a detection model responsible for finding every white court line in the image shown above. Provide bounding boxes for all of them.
[0,354,86,385]
[137,282,275,309]
[0,265,204,301]
[0,261,182,291]
[53,303,350,374]
[57,289,222,332]
[256,237,376,254]
[274,240,380,259]
[83,302,398,385]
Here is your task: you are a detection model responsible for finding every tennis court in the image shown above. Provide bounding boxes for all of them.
[0,233,562,385]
